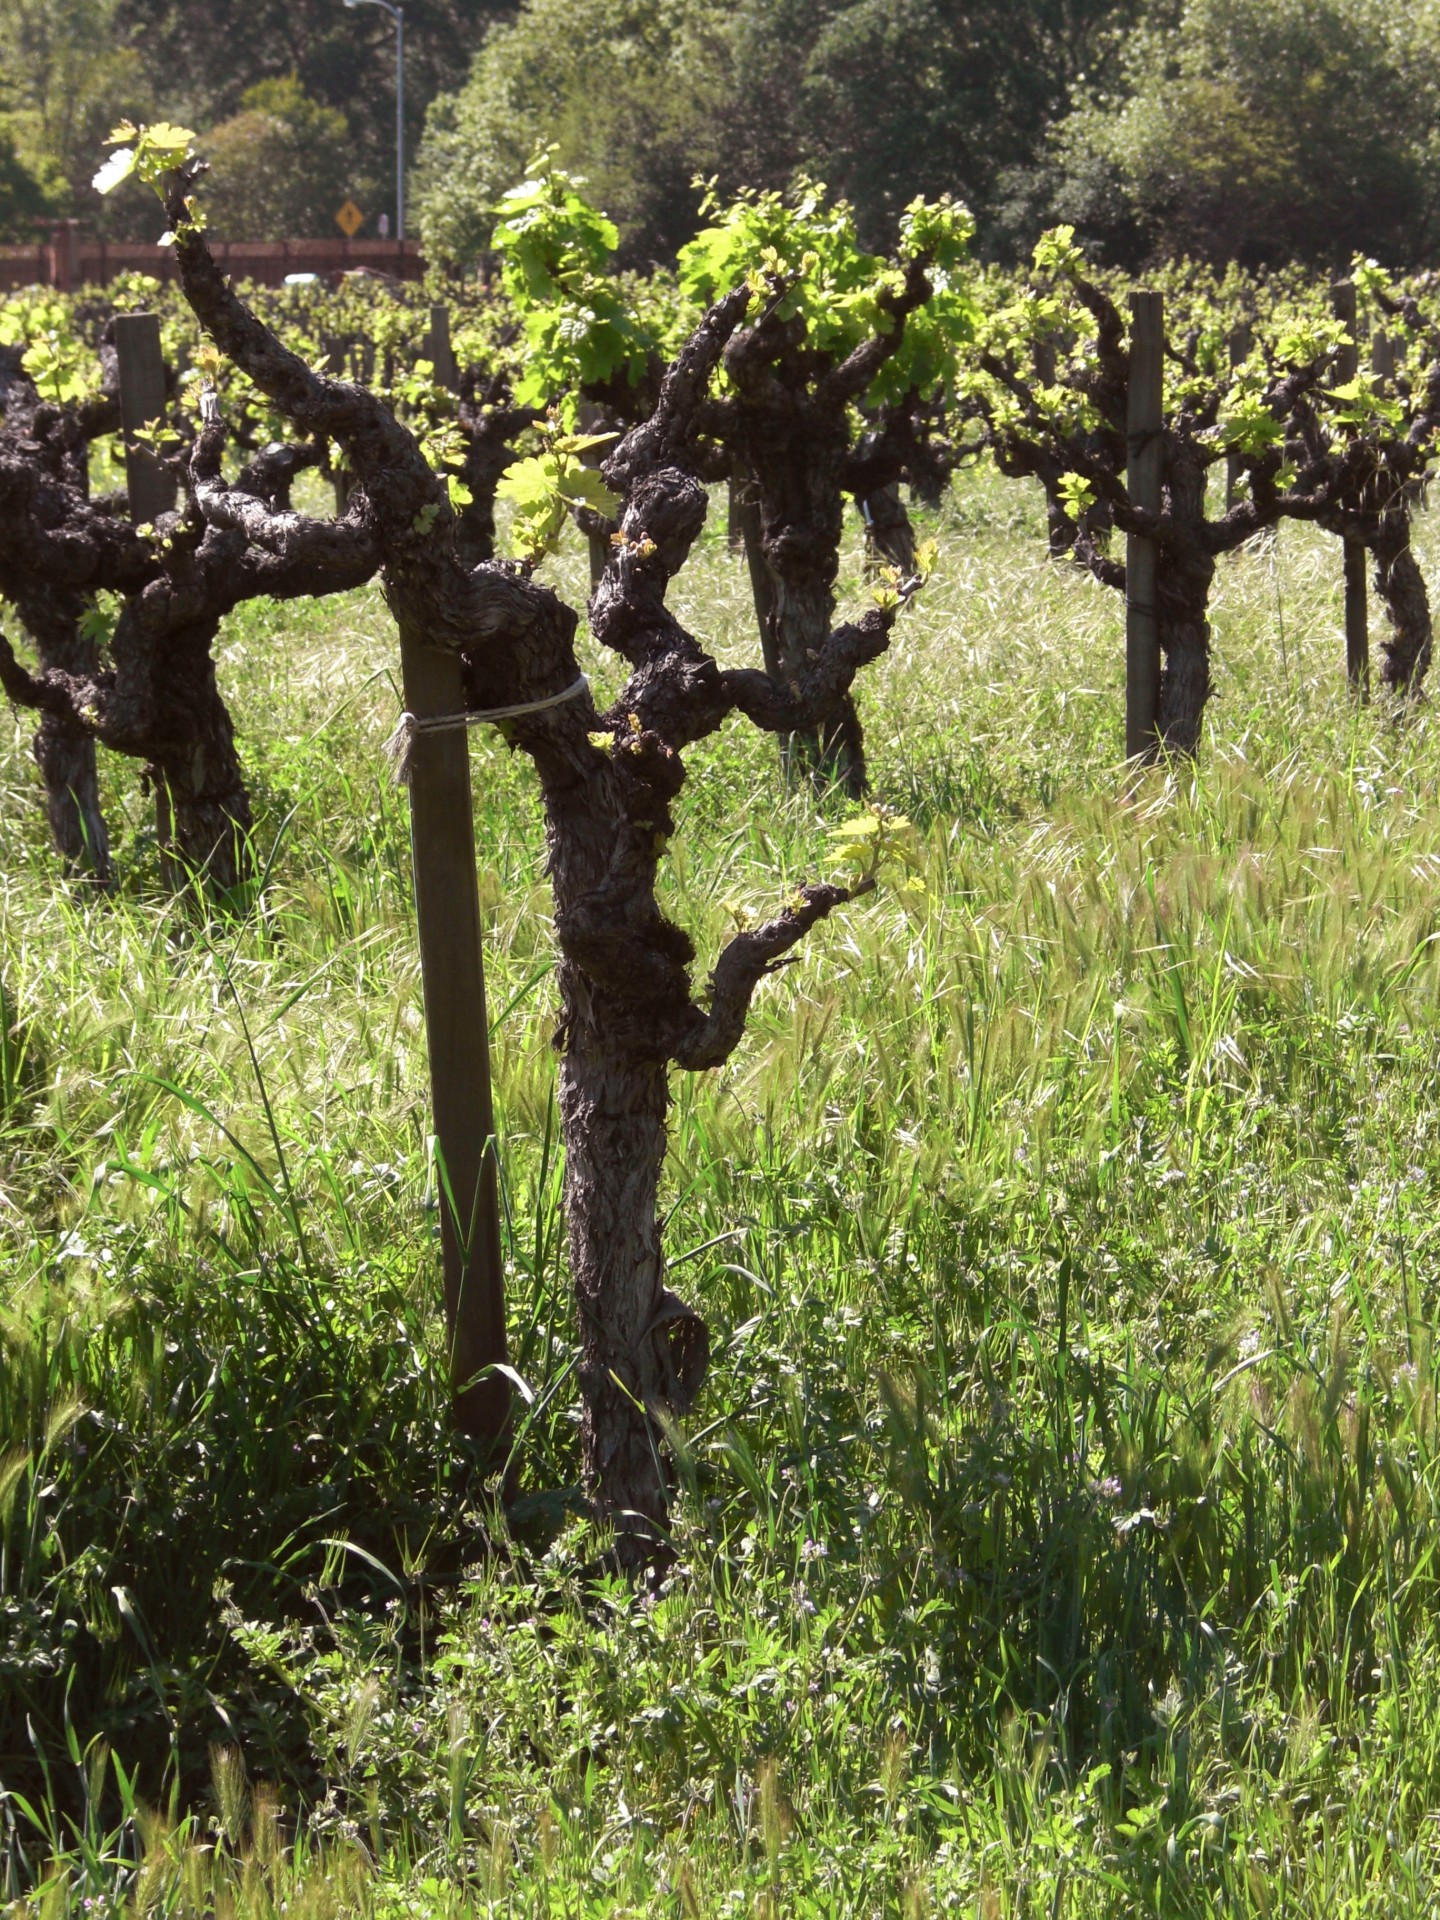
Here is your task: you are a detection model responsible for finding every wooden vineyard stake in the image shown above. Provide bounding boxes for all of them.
[725,476,744,553]
[405,305,508,1443]
[1372,330,1395,381]
[732,467,780,675]
[1332,280,1369,697]
[1342,543,1369,698]
[399,637,511,1445]
[425,304,457,391]
[576,399,616,588]
[114,313,177,526]
[1125,290,1164,762]
[1224,324,1252,512]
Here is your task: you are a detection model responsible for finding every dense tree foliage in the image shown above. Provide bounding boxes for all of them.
[413,0,1132,268]
[0,0,518,238]
[411,0,1440,272]
[0,124,49,235]
[1048,0,1440,267]
[202,77,357,242]
[0,0,149,233]
[732,0,1138,252]
[413,0,733,270]
[116,0,516,196]
[9,0,1440,270]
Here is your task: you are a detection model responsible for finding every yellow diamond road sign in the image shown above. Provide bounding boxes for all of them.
[335,200,364,238]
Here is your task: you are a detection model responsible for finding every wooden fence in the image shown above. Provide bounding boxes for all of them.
[0,222,424,293]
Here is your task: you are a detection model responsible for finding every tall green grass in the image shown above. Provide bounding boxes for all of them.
[4,471,1440,1914]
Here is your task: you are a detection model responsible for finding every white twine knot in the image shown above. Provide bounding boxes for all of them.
[382,673,590,785]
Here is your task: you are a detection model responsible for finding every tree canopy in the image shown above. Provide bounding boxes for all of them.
[1047,0,1440,267]
[5,0,1440,267]
[0,0,517,238]
[202,77,356,241]
[412,0,1132,269]
[0,0,148,233]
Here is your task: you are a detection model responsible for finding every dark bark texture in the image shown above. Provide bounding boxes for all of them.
[1372,516,1432,693]
[696,257,935,798]
[1152,440,1214,755]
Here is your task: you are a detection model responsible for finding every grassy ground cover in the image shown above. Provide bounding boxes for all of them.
[4,468,1440,1916]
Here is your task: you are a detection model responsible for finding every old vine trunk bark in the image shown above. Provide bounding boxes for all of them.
[453,372,538,569]
[734,459,865,788]
[559,1044,679,1544]
[746,454,866,797]
[162,173,894,1562]
[732,466,777,667]
[860,483,917,577]
[1154,445,1216,756]
[11,589,111,883]
[517,667,712,1561]
[1372,516,1432,694]
[0,349,116,881]
[149,655,253,892]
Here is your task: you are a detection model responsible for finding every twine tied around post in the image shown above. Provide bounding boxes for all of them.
[382,673,590,785]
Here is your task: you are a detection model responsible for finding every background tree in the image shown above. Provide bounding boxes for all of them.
[0,0,152,234]
[734,0,1137,253]
[1047,0,1438,267]
[0,123,49,241]
[413,0,734,271]
[414,0,1133,270]
[117,0,518,226]
[202,77,356,242]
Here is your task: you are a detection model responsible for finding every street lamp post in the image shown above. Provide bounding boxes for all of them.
[343,0,404,240]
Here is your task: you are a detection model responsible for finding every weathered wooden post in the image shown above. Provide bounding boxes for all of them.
[399,644,512,1445]
[404,303,509,1443]
[48,219,80,292]
[114,313,177,526]
[1372,330,1395,382]
[575,400,617,588]
[384,321,510,1442]
[1224,324,1252,513]
[1125,291,1164,762]
[425,304,457,391]
[1332,280,1369,697]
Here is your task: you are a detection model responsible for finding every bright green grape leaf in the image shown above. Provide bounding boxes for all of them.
[558,467,620,519]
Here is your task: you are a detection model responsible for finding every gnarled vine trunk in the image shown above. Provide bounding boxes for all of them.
[558,1045,694,1545]
[143,627,253,893]
[1372,514,1432,695]
[452,371,539,569]
[732,407,867,796]
[709,263,935,803]
[859,482,917,577]
[10,586,111,883]
[165,172,903,1566]
[0,349,116,882]
[1155,444,1216,756]
[734,460,867,791]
